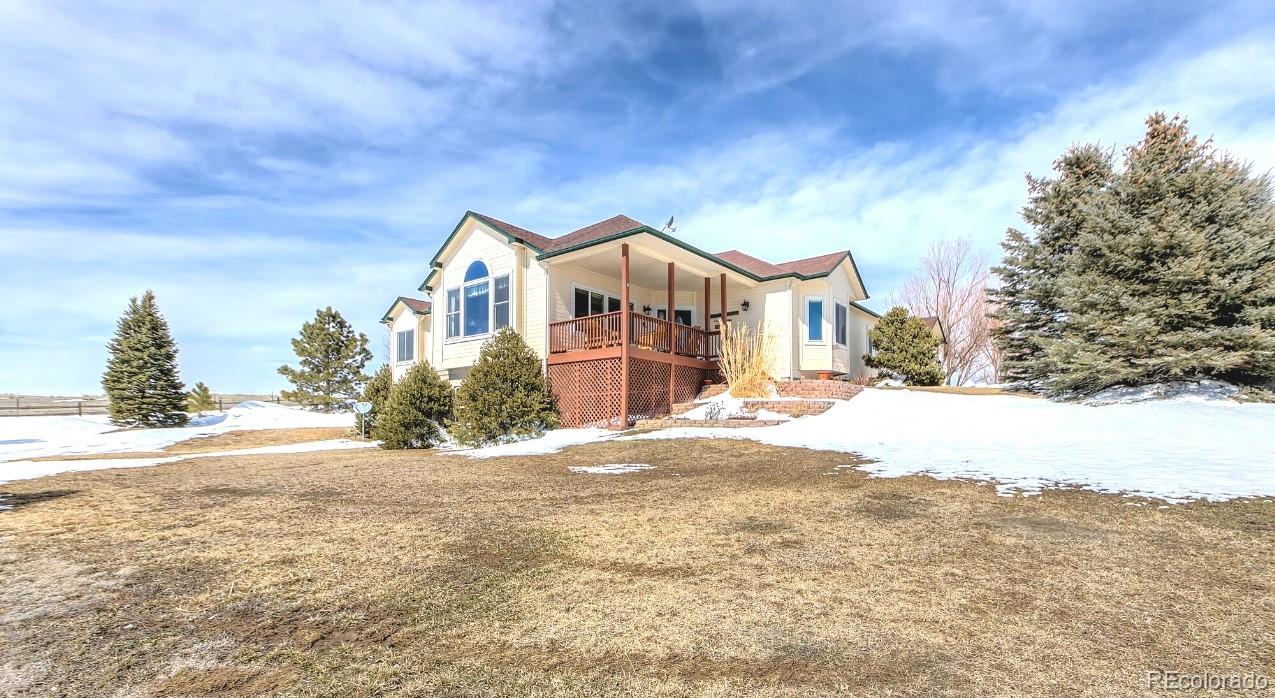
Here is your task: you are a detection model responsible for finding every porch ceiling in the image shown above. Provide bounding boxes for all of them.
[543,233,758,291]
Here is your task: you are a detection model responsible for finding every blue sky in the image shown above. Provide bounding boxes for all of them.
[3,1,1274,394]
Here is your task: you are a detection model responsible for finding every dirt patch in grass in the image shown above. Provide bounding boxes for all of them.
[1,438,1272,696]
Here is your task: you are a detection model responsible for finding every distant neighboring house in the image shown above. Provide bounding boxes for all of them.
[382,211,875,427]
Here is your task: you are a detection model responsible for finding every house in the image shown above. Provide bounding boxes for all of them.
[382,211,877,427]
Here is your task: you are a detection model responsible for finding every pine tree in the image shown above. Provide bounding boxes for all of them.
[450,328,558,447]
[994,113,1275,396]
[373,362,453,449]
[187,382,216,414]
[864,307,944,386]
[991,144,1115,387]
[362,364,392,433]
[102,290,188,427]
[278,307,373,410]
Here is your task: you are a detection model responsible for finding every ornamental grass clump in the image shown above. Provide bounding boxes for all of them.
[718,321,777,398]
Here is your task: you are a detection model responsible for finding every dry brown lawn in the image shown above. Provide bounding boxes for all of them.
[1,439,1272,696]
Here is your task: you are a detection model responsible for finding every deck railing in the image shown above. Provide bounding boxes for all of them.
[549,311,719,361]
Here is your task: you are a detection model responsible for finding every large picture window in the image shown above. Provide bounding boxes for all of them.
[806,297,824,342]
[396,329,414,362]
[446,260,510,340]
[573,288,624,318]
[834,302,848,345]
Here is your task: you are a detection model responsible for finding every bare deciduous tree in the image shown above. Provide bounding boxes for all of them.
[897,238,995,385]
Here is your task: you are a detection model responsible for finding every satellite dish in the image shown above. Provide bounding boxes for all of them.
[662,215,677,234]
[353,401,373,414]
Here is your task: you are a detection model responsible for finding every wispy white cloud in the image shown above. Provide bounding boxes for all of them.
[1,1,1272,393]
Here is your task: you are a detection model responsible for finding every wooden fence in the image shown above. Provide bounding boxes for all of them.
[0,395,291,417]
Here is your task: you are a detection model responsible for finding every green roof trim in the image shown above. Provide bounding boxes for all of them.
[418,211,545,291]
[537,224,863,285]
[380,297,431,323]
[848,301,881,318]
[415,211,871,297]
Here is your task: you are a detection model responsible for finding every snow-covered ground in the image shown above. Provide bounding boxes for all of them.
[0,439,375,490]
[456,428,619,459]
[0,401,354,463]
[629,387,1275,502]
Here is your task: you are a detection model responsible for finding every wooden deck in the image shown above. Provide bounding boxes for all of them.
[546,311,720,428]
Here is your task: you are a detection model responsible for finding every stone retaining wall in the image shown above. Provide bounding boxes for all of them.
[743,400,833,417]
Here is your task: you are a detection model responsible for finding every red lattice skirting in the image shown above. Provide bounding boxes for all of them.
[548,357,708,428]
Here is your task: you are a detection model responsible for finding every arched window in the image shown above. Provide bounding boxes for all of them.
[464,261,489,282]
[446,258,510,340]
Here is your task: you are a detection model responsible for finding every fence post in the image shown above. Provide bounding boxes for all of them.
[78,401,83,417]
[218,397,224,411]
[14,396,19,416]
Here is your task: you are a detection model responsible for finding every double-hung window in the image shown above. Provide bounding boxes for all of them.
[447,260,511,340]
[396,329,414,362]
[446,289,460,339]
[806,297,824,342]
[493,275,510,330]
[834,303,848,345]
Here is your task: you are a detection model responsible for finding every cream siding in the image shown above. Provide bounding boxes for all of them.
[434,221,518,372]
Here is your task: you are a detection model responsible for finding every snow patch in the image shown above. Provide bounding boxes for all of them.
[568,463,652,475]
[0,402,353,463]
[628,387,1275,503]
[1083,379,1240,406]
[0,439,375,486]
[457,428,618,459]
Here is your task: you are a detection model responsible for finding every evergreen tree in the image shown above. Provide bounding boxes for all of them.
[278,307,372,409]
[102,290,188,427]
[187,382,216,414]
[991,145,1115,386]
[362,364,392,433]
[864,307,944,386]
[373,361,453,449]
[994,113,1275,396]
[450,328,558,446]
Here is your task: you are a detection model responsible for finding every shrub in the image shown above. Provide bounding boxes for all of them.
[362,364,392,434]
[718,321,776,398]
[450,328,557,446]
[372,362,453,449]
[187,382,216,414]
[865,307,944,386]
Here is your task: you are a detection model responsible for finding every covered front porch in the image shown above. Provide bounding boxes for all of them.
[543,238,755,428]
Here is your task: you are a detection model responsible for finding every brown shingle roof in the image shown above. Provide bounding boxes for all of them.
[775,251,850,277]
[714,249,787,277]
[539,214,643,252]
[400,297,432,315]
[468,212,555,250]
[463,211,860,285]
[381,296,431,322]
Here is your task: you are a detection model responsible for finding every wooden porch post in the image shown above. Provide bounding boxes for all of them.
[667,262,676,407]
[719,273,728,331]
[619,243,631,428]
[703,277,711,330]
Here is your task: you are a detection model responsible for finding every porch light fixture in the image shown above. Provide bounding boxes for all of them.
[642,305,652,315]
[740,300,750,312]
